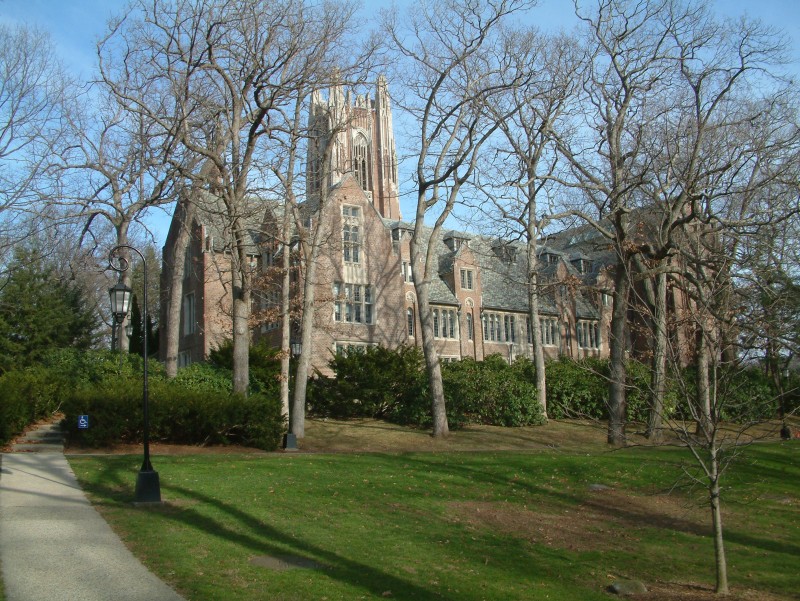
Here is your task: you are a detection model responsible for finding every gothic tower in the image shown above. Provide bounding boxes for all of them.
[307,76,400,219]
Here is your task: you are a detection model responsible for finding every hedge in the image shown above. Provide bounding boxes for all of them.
[1,348,284,450]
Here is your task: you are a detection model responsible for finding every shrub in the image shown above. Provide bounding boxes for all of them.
[40,348,166,385]
[208,339,282,396]
[441,356,545,427]
[61,375,283,450]
[309,345,427,420]
[544,357,656,422]
[545,357,610,419]
[309,347,544,429]
[0,367,66,444]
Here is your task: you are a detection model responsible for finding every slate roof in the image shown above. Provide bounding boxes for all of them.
[384,218,608,320]
[193,190,277,255]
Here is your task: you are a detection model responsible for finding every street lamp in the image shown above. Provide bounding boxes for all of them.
[109,279,131,352]
[108,245,161,503]
[282,340,301,451]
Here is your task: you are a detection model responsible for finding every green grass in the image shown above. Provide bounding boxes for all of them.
[68,443,800,601]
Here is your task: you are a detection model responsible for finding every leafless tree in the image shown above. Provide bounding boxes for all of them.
[98,0,365,394]
[382,0,535,437]
[476,28,582,418]
[552,0,719,445]
[0,23,75,264]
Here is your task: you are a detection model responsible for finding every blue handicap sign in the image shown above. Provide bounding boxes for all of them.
[78,415,90,429]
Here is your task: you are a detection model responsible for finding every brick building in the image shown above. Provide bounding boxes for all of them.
[162,78,619,372]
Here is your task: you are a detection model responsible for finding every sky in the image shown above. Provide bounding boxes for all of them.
[2,0,799,241]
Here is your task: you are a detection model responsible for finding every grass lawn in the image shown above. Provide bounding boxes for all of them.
[67,420,800,601]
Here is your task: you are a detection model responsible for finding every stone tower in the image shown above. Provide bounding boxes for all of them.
[307,76,400,219]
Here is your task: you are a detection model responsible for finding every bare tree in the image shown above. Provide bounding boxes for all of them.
[477,28,582,418]
[383,0,534,437]
[56,88,182,351]
[553,0,710,445]
[99,0,364,394]
[0,23,75,263]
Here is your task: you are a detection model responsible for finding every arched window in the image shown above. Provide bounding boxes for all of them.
[407,308,414,337]
[353,134,370,191]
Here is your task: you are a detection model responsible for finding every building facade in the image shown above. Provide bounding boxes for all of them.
[162,78,622,373]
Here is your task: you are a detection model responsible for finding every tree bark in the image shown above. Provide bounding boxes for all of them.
[411,231,449,437]
[162,198,195,378]
[527,228,547,419]
[647,270,668,440]
[608,253,630,445]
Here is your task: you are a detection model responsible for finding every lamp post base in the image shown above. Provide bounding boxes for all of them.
[282,433,298,451]
[135,469,162,503]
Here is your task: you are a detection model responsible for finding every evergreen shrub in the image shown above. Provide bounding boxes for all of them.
[308,347,545,429]
[441,355,545,427]
[61,375,282,450]
[0,368,64,444]
[545,357,653,422]
[309,345,427,420]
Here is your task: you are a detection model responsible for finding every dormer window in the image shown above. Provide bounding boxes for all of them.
[572,258,592,274]
[444,233,469,251]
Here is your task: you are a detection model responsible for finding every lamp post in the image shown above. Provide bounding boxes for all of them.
[108,245,161,503]
[282,340,301,451]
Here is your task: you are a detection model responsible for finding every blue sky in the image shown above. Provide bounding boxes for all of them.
[2,0,799,241]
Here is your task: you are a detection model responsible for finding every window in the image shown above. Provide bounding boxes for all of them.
[353,134,370,190]
[504,315,516,343]
[407,308,414,337]
[433,309,458,339]
[333,282,373,324]
[460,269,474,290]
[182,293,196,336]
[576,320,601,349]
[183,250,192,280]
[466,313,473,340]
[342,206,361,264]
[335,342,374,356]
[402,261,413,283]
[483,312,503,342]
[540,318,559,346]
[178,351,191,368]
[602,293,611,307]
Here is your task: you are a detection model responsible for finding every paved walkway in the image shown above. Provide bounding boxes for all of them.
[0,422,186,601]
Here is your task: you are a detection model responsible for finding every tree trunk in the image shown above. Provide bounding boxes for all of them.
[231,263,250,395]
[290,262,316,439]
[279,228,292,426]
[696,327,712,435]
[412,232,449,438]
[162,199,195,378]
[608,256,630,445]
[647,270,668,440]
[709,449,729,594]
[527,230,547,419]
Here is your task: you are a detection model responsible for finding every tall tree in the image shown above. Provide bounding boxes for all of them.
[553,0,701,445]
[480,28,582,417]
[0,24,75,262]
[99,0,364,394]
[383,0,534,437]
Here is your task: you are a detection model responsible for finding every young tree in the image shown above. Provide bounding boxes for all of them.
[383,0,534,437]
